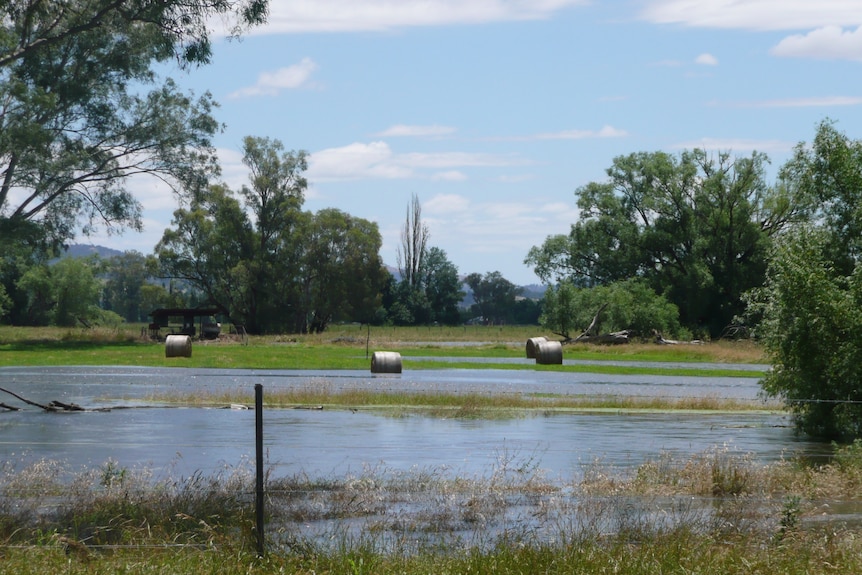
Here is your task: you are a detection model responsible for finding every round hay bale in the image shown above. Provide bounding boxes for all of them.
[535,340,563,365]
[371,351,402,374]
[525,336,547,359]
[165,334,192,358]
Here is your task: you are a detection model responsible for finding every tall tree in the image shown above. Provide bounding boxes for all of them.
[157,136,386,334]
[16,256,102,326]
[0,0,268,252]
[396,193,429,289]
[301,209,386,332]
[423,247,464,325]
[102,251,158,322]
[465,271,521,325]
[754,122,862,439]
[779,119,862,275]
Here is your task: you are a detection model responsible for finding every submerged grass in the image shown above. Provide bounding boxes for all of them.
[2,442,862,574]
[157,388,781,415]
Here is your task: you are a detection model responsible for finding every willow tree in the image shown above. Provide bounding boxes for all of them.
[526,149,807,337]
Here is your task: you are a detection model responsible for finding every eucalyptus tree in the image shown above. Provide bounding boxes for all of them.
[0,0,268,247]
[158,137,386,333]
[158,137,308,333]
[465,271,521,325]
[301,209,386,332]
[0,0,269,324]
[423,247,464,325]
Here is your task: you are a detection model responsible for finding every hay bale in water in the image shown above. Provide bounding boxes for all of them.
[165,334,192,358]
[535,340,563,365]
[371,351,402,374]
[525,336,547,359]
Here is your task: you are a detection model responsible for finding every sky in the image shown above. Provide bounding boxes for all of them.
[89,0,862,286]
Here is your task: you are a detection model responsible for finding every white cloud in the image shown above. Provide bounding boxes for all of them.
[376,125,457,138]
[771,25,862,61]
[424,193,471,214]
[228,58,318,98]
[642,1,862,61]
[493,125,628,142]
[695,53,718,65]
[712,96,862,108]
[432,170,468,181]
[673,137,794,153]
[640,0,862,31]
[532,125,629,140]
[257,0,587,34]
[307,141,524,181]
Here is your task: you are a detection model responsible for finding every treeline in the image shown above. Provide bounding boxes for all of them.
[527,120,862,439]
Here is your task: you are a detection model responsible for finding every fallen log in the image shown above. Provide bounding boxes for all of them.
[0,387,86,412]
[573,330,631,345]
[0,386,55,411]
[567,304,629,345]
[48,400,85,411]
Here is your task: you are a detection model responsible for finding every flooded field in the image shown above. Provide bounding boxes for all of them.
[0,365,825,480]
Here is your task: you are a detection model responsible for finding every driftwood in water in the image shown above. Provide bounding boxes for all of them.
[0,386,83,412]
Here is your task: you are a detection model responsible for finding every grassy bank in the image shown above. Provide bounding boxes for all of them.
[1,443,861,574]
[0,324,767,377]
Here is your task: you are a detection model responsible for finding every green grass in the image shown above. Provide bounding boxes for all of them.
[158,388,780,415]
[0,325,768,378]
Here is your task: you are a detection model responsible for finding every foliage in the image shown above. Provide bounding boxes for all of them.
[753,227,862,439]
[387,196,464,326]
[541,278,683,340]
[157,137,386,334]
[422,247,464,325]
[539,282,578,339]
[779,119,862,275]
[751,122,862,440]
[465,271,522,325]
[0,0,255,246]
[101,252,160,322]
[301,208,387,332]
[15,256,103,327]
[0,0,270,326]
[526,148,806,337]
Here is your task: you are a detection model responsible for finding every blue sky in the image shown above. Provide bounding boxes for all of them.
[94,0,862,285]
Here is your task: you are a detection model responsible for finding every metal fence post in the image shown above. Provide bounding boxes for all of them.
[255,384,265,557]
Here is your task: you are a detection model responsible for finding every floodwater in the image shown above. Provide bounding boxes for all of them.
[0,365,827,482]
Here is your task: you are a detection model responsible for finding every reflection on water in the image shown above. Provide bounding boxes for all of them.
[0,366,828,481]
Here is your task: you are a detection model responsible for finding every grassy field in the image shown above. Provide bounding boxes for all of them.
[0,324,767,376]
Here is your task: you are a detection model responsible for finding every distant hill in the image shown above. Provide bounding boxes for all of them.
[64,244,124,259]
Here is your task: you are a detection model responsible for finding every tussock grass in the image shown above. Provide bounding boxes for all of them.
[2,443,862,573]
